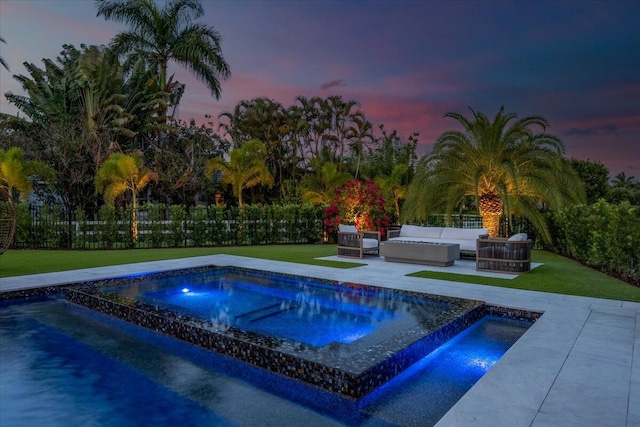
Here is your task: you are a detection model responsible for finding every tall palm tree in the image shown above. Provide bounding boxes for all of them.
[205,139,273,206]
[96,0,231,100]
[347,116,374,179]
[323,95,364,168]
[0,36,8,71]
[95,152,158,242]
[403,107,585,242]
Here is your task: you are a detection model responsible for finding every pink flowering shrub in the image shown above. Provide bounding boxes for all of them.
[324,180,392,236]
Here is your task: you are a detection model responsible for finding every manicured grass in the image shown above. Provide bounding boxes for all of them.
[2,245,638,302]
[409,250,640,302]
[0,245,362,278]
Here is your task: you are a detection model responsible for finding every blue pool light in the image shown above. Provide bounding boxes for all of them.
[182,288,189,293]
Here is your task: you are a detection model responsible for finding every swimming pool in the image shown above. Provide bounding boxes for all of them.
[0,296,534,426]
[64,266,492,398]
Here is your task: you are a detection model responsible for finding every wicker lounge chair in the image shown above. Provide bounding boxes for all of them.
[337,224,380,259]
[476,234,532,273]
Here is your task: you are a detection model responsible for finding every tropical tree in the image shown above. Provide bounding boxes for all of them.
[375,163,409,218]
[96,0,231,101]
[0,36,8,71]
[608,172,640,205]
[569,158,610,204]
[205,139,273,206]
[403,107,585,242]
[95,152,158,242]
[300,160,351,205]
[347,115,374,179]
[323,95,365,168]
[0,147,55,201]
[5,43,166,212]
[360,124,418,179]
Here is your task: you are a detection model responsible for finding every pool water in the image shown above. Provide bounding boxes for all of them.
[108,269,414,346]
[0,297,532,426]
[66,266,492,398]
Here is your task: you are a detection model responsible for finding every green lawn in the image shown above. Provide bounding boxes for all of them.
[2,245,638,302]
[409,250,640,302]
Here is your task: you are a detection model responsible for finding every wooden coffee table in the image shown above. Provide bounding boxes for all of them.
[380,240,460,266]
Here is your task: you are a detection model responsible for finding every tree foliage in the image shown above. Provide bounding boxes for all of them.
[403,107,585,242]
[96,0,231,100]
[205,139,273,206]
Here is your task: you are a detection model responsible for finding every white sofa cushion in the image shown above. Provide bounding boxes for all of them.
[441,238,477,253]
[508,233,528,241]
[440,227,489,240]
[339,224,357,233]
[399,225,443,239]
[362,238,379,249]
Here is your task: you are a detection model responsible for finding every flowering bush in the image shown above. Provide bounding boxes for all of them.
[324,180,392,236]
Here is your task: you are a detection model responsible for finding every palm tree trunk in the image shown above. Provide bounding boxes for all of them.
[131,190,138,243]
[479,192,503,237]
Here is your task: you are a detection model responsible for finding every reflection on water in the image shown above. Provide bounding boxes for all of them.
[102,270,447,347]
[1,297,532,426]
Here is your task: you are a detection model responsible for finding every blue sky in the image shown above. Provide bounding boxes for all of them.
[1,0,638,177]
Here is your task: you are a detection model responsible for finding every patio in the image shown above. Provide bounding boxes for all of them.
[1,254,638,426]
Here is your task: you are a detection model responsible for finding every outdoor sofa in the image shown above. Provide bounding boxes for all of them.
[387,225,489,258]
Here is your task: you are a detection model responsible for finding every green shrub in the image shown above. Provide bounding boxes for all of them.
[189,205,209,247]
[73,208,88,249]
[98,205,117,249]
[551,200,639,284]
[14,203,31,248]
[168,205,186,247]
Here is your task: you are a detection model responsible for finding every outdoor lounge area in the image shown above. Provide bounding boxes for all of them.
[339,224,533,274]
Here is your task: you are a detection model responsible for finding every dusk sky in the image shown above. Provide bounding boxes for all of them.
[1,0,638,178]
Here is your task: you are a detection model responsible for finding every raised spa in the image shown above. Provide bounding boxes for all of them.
[64,266,508,399]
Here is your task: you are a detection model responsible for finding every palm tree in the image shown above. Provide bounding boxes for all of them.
[0,147,55,201]
[95,152,158,242]
[611,172,635,189]
[300,160,351,205]
[205,139,273,206]
[0,148,32,199]
[375,164,409,218]
[0,36,8,71]
[347,116,374,179]
[96,0,231,100]
[0,147,54,254]
[403,107,585,242]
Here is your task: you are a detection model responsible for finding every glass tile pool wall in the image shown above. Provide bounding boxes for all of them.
[60,266,541,399]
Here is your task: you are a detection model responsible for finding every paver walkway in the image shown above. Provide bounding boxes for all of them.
[1,254,638,426]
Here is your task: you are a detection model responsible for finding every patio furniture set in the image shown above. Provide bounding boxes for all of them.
[337,224,532,273]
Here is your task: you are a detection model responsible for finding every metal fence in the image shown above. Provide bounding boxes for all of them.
[12,204,325,250]
[13,205,513,250]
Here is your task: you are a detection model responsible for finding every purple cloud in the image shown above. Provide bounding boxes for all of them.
[320,79,346,91]
[564,124,617,136]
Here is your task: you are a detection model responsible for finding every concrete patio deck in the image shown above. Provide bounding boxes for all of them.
[1,254,638,426]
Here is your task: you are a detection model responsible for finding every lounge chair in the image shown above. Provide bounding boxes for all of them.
[337,224,380,258]
[476,233,532,273]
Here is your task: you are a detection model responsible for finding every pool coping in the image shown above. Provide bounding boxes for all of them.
[1,254,638,426]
